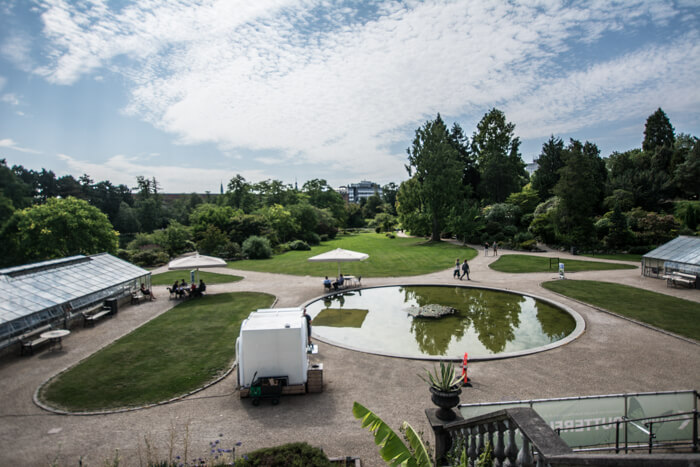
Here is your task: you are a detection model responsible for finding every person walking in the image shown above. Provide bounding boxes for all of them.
[460,260,470,280]
[484,242,489,256]
[493,242,498,256]
[453,259,461,279]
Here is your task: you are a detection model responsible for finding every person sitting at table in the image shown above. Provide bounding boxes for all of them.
[140,282,156,300]
[197,279,206,297]
[333,274,345,290]
[323,276,332,290]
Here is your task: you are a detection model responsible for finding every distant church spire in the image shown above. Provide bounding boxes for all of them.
[220,180,224,195]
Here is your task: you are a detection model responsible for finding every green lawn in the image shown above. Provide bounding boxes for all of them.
[581,253,643,262]
[150,270,243,286]
[490,254,638,273]
[542,280,700,341]
[229,233,476,277]
[39,292,274,412]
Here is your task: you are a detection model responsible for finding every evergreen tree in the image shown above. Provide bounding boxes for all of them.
[471,108,526,203]
[531,136,565,201]
[405,114,464,241]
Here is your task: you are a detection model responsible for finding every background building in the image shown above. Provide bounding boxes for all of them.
[341,181,382,203]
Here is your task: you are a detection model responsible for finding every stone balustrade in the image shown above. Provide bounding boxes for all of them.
[431,407,699,467]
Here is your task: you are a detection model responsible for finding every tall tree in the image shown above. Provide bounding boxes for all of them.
[381,182,399,215]
[405,114,463,241]
[554,139,606,246]
[471,108,526,203]
[226,174,257,213]
[643,108,675,152]
[531,136,565,201]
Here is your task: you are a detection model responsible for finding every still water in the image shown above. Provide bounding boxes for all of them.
[305,286,576,359]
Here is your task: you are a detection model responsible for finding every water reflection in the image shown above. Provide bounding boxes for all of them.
[307,286,575,358]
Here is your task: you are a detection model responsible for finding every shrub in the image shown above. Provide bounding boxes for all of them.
[303,232,321,246]
[116,249,132,262]
[519,239,540,251]
[130,249,169,267]
[319,234,329,242]
[215,241,242,260]
[234,442,331,467]
[385,232,395,239]
[242,235,273,259]
[288,240,311,251]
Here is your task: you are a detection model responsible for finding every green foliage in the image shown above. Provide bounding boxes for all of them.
[447,199,482,243]
[287,239,311,251]
[130,248,170,267]
[531,136,564,201]
[353,402,432,467]
[674,138,700,199]
[397,176,431,237]
[643,107,675,153]
[471,108,526,203]
[242,235,272,259]
[506,184,540,214]
[234,442,330,467]
[674,201,700,231]
[554,139,606,246]
[406,114,466,241]
[418,361,462,391]
[0,196,119,267]
[372,212,398,233]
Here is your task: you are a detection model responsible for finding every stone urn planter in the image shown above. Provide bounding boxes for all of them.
[430,385,462,421]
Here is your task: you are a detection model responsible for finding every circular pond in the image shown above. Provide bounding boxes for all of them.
[304,285,583,360]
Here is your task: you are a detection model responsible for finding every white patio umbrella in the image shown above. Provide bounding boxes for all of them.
[307,248,369,277]
[168,252,227,282]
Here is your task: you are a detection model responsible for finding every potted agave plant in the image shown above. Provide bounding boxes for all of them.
[419,361,463,421]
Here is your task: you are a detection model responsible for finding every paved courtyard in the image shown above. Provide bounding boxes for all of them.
[0,248,698,466]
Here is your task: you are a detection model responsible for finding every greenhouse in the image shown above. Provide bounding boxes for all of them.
[0,253,150,350]
[641,236,700,278]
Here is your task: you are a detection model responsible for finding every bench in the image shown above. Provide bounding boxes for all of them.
[131,290,145,304]
[663,272,697,289]
[19,324,53,356]
[83,306,112,327]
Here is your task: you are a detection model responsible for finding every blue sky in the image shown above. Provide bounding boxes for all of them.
[1,0,698,193]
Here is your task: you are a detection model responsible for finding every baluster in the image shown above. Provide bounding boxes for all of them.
[534,449,547,467]
[493,421,506,467]
[487,422,495,455]
[468,426,478,466]
[503,421,518,467]
[477,423,486,456]
[516,436,534,467]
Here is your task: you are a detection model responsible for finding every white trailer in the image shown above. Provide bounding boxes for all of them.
[236,308,309,390]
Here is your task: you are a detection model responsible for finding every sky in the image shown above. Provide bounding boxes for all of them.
[1,0,699,194]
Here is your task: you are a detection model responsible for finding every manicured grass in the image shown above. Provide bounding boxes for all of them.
[150,270,243,286]
[229,233,476,277]
[582,253,643,262]
[542,280,700,341]
[39,292,274,411]
[490,254,637,273]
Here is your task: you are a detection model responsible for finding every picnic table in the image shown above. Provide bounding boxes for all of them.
[40,329,70,351]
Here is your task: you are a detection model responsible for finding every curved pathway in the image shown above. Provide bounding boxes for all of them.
[0,248,698,466]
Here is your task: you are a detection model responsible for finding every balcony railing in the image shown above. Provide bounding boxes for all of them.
[434,407,699,467]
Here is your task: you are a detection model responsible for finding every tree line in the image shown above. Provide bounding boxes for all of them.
[399,107,699,252]
[0,107,697,269]
[0,163,398,267]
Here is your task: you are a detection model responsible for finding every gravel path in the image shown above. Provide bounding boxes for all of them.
[0,248,698,466]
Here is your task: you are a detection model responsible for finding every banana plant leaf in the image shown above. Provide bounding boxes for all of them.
[352,401,432,467]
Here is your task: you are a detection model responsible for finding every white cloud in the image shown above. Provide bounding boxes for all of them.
[57,153,267,193]
[2,93,20,106]
[1,33,34,72]
[21,0,700,187]
[0,138,42,154]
